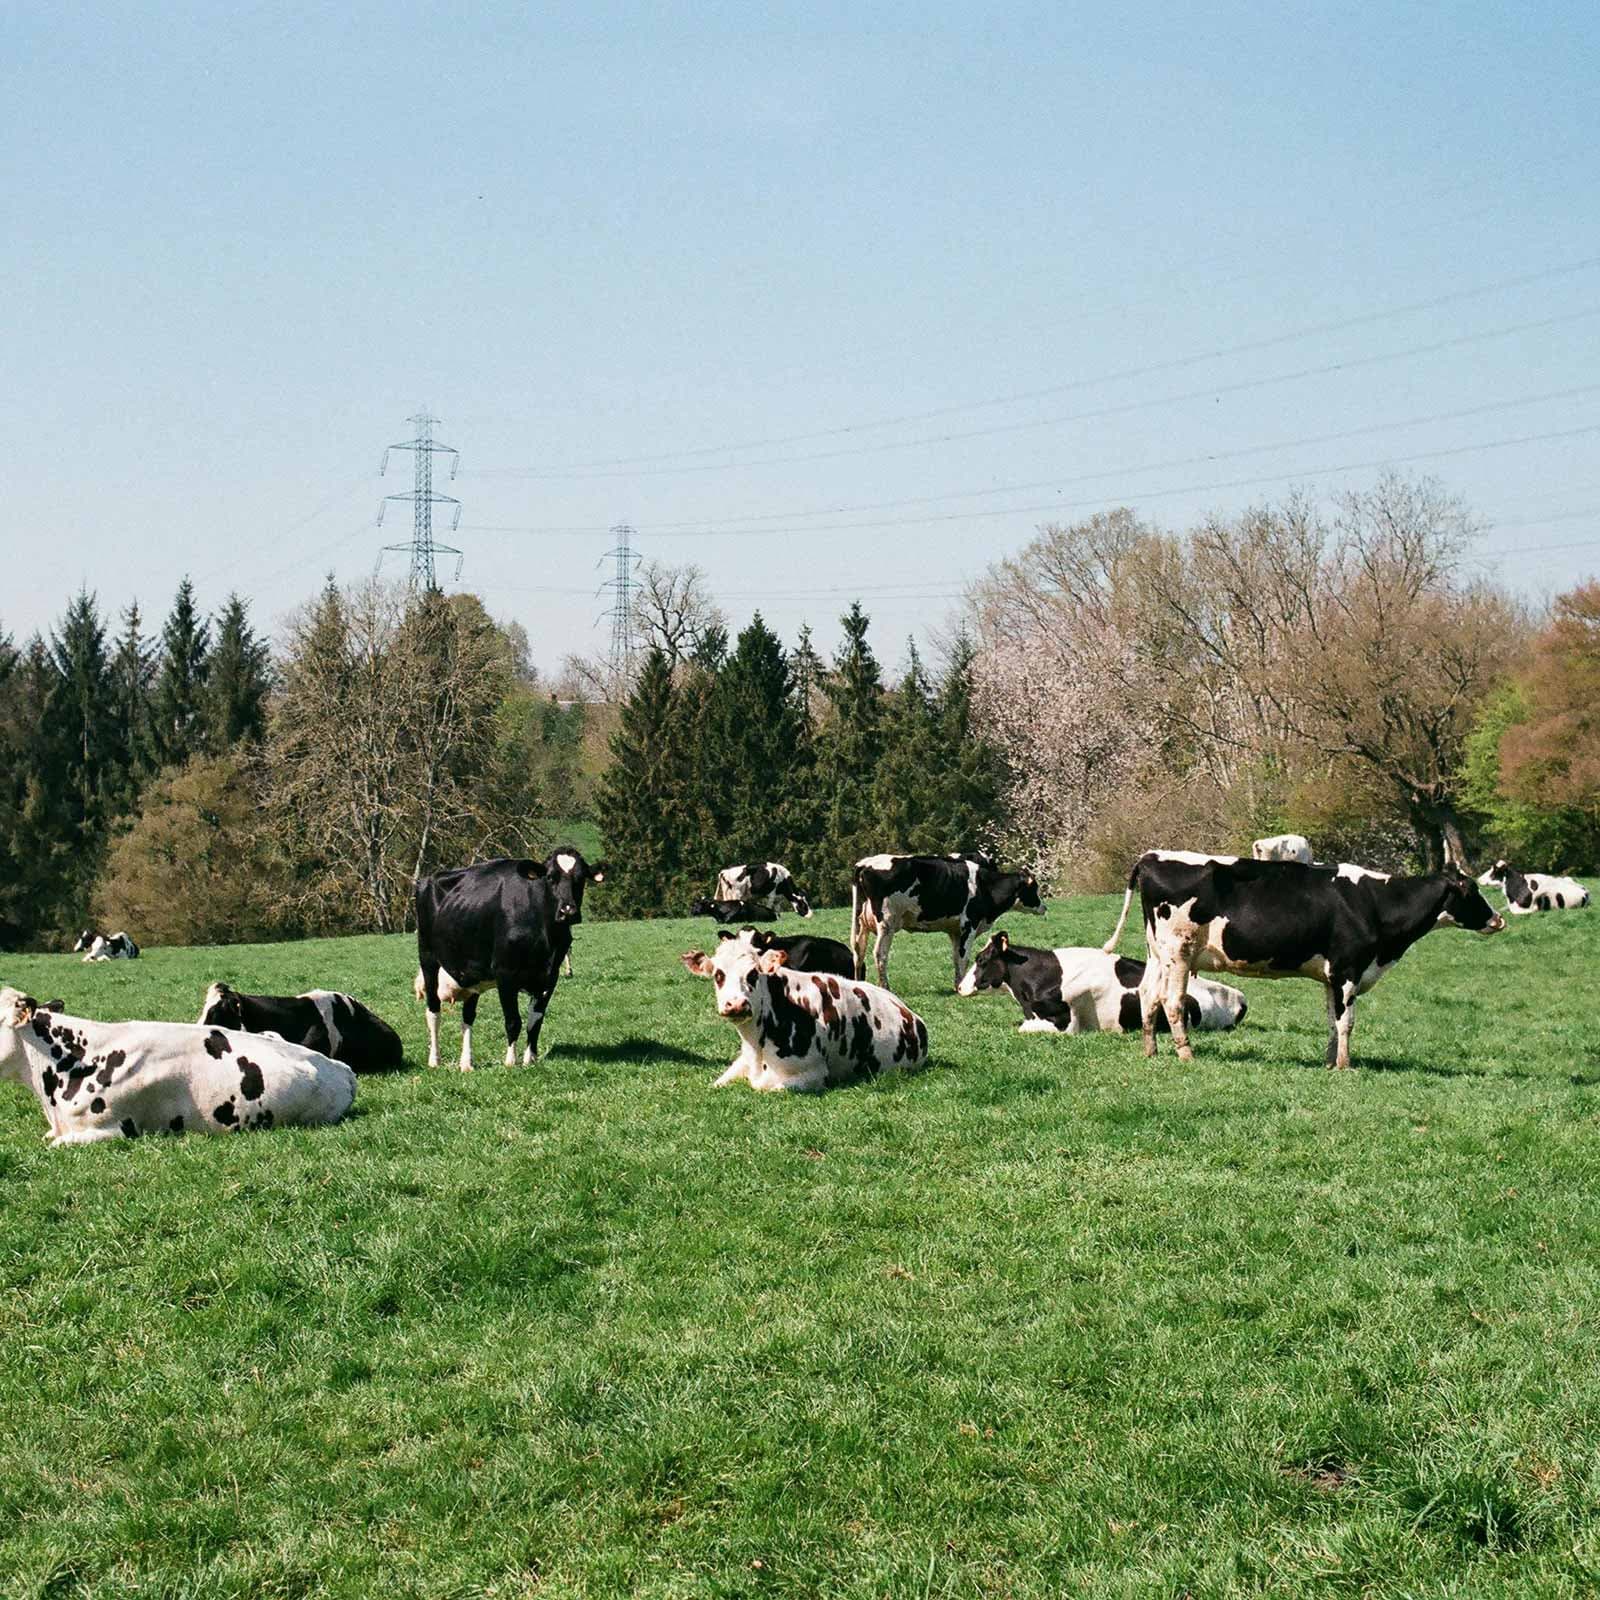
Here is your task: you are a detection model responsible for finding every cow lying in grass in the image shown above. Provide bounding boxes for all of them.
[688,897,778,924]
[1477,860,1591,913]
[73,930,139,962]
[680,941,929,1093]
[725,925,857,978]
[0,988,355,1146]
[956,931,1248,1034]
[197,983,404,1072]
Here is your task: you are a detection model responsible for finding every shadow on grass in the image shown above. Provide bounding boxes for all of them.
[1343,1054,1490,1079]
[546,1037,711,1067]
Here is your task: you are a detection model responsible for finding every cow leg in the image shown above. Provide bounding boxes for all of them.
[1324,985,1341,1067]
[714,1040,759,1088]
[1139,959,1167,1057]
[850,906,872,982]
[951,922,979,989]
[421,962,443,1068]
[498,980,523,1067]
[524,969,559,1063]
[459,992,479,1071]
[1332,981,1358,1070]
[1163,965,1195,1063]
[562,951,574,979]
[873,923,895,988]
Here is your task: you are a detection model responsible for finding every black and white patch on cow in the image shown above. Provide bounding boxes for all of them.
[197,983,405,1072]
[721,925,857,979]
[0,987,355,1146]
[680,941,928,1093]
[74,931,139,962]
[1477,860,1591,914]
[414,849,608,1069]
[689,897,779,924]
[1101,854,1504,1069]
[712,863,811,919]
[849,853,1044,989]
[956,931,1247,1034]
[1252,834,1313,864]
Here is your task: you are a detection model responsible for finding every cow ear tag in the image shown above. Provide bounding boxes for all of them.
[9,994,37,1026]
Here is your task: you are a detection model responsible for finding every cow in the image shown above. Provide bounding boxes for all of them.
[1477,860,1591,914]
[688,897,779,924]
[721,925,857,979]
[1252,834,1313,864]
[414,849,607,1069]
[712,863,812,919]
[0,987,355,1146]
[73,931,139,962]
[956,931,1248,1034]
[1100,852,1504,1069]
[196,983,405,1073]
[679,940,928,1093]
[850,853,1044,990]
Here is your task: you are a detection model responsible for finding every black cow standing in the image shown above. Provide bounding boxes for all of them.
[414,848,607,1069]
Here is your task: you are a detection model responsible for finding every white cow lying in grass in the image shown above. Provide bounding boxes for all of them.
[680,941,929,1093]
[1477,860,1591,914]
[0,988,356,1147]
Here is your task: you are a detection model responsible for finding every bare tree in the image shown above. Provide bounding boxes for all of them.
[634,559,724,666]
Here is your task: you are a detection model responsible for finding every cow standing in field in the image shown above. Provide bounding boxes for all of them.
[73,931,139,962]
[957,930,1248,1034]
[0,988,355,1145]
[850,853,1044,990]
[414,849,607,1069]
[680,940,928,1093]
[689,897,779,924]
[1101,852,1504,1069]
[1252,834,1313,864]
[712,863,812,918]
[1477,860,1591,914]
[723,925,858,979]
[196,984,405,1072]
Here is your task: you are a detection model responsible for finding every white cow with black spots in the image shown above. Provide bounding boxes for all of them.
[0,988,355,1146]
[1477,860,1591,914]
[1251,834,1313,864]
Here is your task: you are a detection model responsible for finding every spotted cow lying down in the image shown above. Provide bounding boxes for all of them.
[680,941,929,1093]
[197,983,404,1072]
[956,931,1248,1033]
[0,988,356,1146]
[1477,860,1591,914]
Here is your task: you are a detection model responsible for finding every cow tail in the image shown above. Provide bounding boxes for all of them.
[1101,860,1142,954]
[850,874,863,980]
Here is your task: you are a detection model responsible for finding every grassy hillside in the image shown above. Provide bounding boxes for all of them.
[3,893,1600,1597]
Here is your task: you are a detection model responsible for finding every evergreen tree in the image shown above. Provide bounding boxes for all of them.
[791,624,825,739]
[6,638,78,942]
[205,593,273,750]
[44,590,119,846]
[151,577,211,770]
[931,629,1003,851]
[871,638,940,852]
[109,601,155,812]
[808,601,885,902]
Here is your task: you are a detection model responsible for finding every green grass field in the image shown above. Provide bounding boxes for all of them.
[4,892,1600,1598]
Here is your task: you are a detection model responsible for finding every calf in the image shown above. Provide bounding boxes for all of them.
[1102,852,1504,1068]
[712,863,812,918]
[1252,834,1313,864]
[850,853,1044,989]
[724,925,857,978]
[197,983,404,1072]
[680,941,928,1093]
[0,988,354,1146]
[414,849,607,1069]
[73,931,139,962]
[957,931,1248,1034]
[689,897,779,924]
[1477,860,1591,914]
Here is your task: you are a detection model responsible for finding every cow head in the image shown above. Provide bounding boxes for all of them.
[1008,872,1046,915]
[71,930,97,953]
[541,848,609,926]
[1437,869,1506,934]
[688,898,715,917]
[0,988,38,1072]
[197,981,243,1029]
[1476,860,1510,887]
[957,931,1013,996]
[680,943,784,1019]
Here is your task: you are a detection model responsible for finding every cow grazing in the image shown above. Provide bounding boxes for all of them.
[1252,834,1313,864]
[1101,852,1504,1069]
[712,863,812,918]
[1477,860,1591,914]
[679,941,928,1093]
[721,925,857,979]
[197,984,404,1073]
[414,849,607,1069]
[956,931,1248,1035]
[73,931,139,962]
[689,897,779,924]
[0,987,355,1146]
[850,853,1044,989]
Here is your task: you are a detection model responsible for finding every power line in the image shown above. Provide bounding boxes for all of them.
[377,411,462,588]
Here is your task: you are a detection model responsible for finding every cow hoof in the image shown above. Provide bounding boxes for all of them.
[1176,1045,1194,1063]
[459,1061,474,1073]
[521,1046,537,1066]
[1143,1039,1157,1059]
[504,1046,517,1067]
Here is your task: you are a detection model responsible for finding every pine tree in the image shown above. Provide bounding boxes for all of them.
[109,602,155,812]
[809,601,885,902]
[791,624,824,738]
[44,590,119,844]
[151,577,211,770]
[205,593,272,750]
[872,638,939,852]
[932,629,1003,852]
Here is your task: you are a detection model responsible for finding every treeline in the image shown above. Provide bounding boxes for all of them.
[597,605,1001,916]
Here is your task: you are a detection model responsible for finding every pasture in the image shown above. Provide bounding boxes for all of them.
[3,892,1600,1598]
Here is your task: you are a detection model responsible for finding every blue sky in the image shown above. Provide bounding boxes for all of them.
[6,0,1598,671]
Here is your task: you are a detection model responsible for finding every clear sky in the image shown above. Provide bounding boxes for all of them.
[7,1,1598,673]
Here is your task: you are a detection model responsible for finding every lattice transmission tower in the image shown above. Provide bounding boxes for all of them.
[597,523,640,690]
[377,411,462,588]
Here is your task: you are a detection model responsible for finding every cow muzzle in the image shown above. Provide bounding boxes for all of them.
[1484,913,1506,934]
[719,999,752,1019]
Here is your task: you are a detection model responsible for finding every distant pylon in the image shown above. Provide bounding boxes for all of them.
[596,523,640,691]
[377,411,462,588]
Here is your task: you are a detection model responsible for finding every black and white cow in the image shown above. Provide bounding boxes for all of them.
[721,924,857,979]
[414,849,607,1069]
[850,853,1044,989]
[197,984,405,1073]
[1477,860,1591,914]
[1252,834,1313,864]
[1101,851,1504,1069]
[73,931,139,962]
[689,897,779,924]
[956,931,1248,1034]
[712,863,811,918]
[0,987,355,1146]
[680,939,928,1093]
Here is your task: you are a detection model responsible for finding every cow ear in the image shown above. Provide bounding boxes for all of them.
[7,994,37,1026]
[757,950,788,974]
[716,929,736,942]
[996,931,1009,950]
[516,858,547,880]
[44,999,65,1013]
[680,951,714,977]
[588,861,609,882]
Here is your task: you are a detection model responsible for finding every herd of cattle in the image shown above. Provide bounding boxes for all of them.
[2,837,1590,1144]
